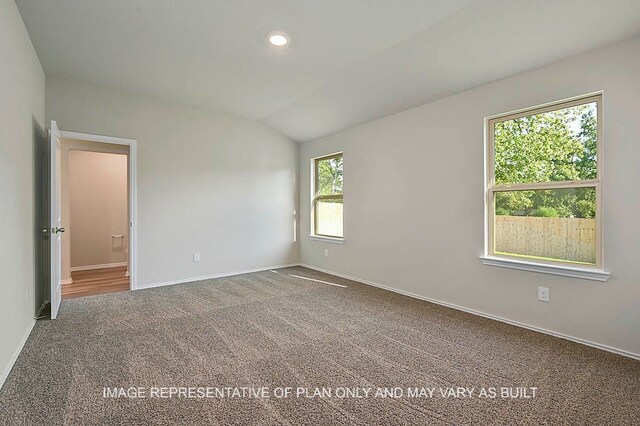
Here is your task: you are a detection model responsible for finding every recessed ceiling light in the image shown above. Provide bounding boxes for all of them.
[268,31,289,47]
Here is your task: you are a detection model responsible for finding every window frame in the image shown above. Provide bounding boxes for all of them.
[311,152,344,241]
[484,93,605,273]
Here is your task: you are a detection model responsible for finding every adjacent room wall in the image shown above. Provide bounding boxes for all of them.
[300,37,640,357]
[46,77,299,287]
[69,150,129,270]
[0,0,45,385]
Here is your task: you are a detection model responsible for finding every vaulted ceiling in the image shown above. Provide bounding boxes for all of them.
[16,0,640,141]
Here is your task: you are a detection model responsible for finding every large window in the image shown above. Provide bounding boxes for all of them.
[313,152,343,239]
[486,94,602,269]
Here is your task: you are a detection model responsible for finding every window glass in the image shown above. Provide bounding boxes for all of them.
[494,102,597,185]
[314,154,343,238]
[494,187,596,264]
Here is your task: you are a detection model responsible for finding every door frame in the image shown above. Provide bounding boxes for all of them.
[59,130,138,291]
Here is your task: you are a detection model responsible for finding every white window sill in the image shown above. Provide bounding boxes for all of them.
[479,255,610,282]
[309,235,344,244]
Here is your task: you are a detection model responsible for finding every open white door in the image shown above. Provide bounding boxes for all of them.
[50,120,64,319]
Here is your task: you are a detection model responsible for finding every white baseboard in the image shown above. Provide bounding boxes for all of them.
[136,263,300,290]
[300,264,640,361]
[71,262,127,272]
[61,278,73,285]
[0,319,36,391]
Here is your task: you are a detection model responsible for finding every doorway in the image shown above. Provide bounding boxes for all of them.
[48,123,137,316]
[62,144,129,298]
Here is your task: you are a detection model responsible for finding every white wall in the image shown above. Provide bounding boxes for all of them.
[0,0,45,385]
[300,37,640,357]
[69,150,129,269]
[46,77,299,287]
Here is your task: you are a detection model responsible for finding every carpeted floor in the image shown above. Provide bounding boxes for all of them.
[0,266,638,425]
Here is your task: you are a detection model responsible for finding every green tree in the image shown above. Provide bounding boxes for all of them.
[316,156,343,196]
[576,108,597,180]
[494,103,597,218]
[534,206,560,217]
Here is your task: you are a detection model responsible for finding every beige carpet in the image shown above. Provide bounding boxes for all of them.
[0,266,638,425]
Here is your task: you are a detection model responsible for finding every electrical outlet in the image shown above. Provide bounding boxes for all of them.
[324,248,329,257]
[193,253,200,262]
[537,286,550,302]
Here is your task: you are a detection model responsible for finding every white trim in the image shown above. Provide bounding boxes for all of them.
[310,151,344,240]
[479,256,610,281]
[70,262,128,272]
[61,278,73,285]
[0,320,36,390]
[309,235,344,244]
[310,151,343,161]
[136,264,300,290]
[299,264,638,360]
[59,130,138,291]
[59,131,135,146]
[492,179,599,192]
[485,91,604,121]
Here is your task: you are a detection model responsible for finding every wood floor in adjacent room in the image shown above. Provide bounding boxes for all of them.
[2,266,638,424]
[62,265,129,299]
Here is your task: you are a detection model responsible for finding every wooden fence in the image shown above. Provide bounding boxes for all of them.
[316,202,343,237]
[495,215,596,264]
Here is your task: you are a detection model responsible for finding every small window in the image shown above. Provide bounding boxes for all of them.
[312,153,343,239]
[486,94,602,267]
